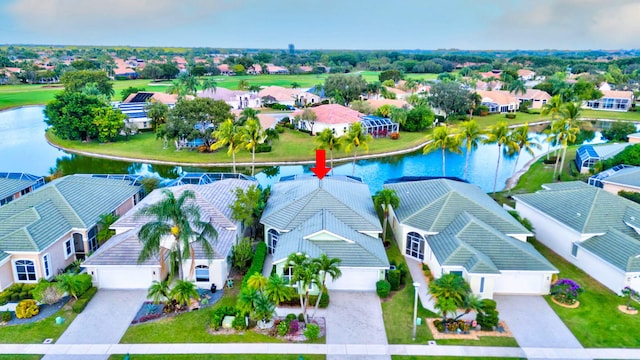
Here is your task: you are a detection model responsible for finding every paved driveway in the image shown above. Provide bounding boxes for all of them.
[495,295,583,349]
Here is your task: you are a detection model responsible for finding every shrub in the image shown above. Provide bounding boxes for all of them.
[387,270,401,291]
[376,280,391,298]
[255,143,272,153]
[19,292,28,300]
[505,113,516,119]
[231,237,254,274]
[318,290,330,308]
[232,313,247,330]
[550,278,584,304]
[71,287,97,314]
[1,310,12,322]
[10,294,20,302]
[397,263,409,286]
[33,281,64,305]
[210,306,238,330]
[275,125,285,133]
[390,132,400,140]
[289,319,299,334]
[15,299,39,319]
[298,313,305,322]
[241,242,267,289]
[304,323,320,341]
[476,299,499,331]
[277,320,290,336]
[285,313,297,322]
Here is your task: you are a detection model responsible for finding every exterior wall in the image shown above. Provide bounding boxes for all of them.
[468,274,497,299]
[184,259,228,290]
[305,122,353,137]
[575,246,627,294]
[492,271,553,295]
[629,272,640,292]
[40,233,78,278]
[602,183,640,195]
[628,137,640,144]
[584,97,633,112]
[0,260,13,290]
[84,265,161,289]
[10,253,41,284]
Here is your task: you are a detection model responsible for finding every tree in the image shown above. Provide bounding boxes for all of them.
[211,119,241,172]
[429,82,472,120]
[137,189,218,280]
[241,119,267,176]
[541,95,564,120]
[237,108,259,126]
[60,69,113,98]
[147,280,171,304]
[373,189,400,242]
[44,91,105,141]
[507,79,527,96]
[264,274,294,306]
[428,273,471,321]
[456,120,483,180]
[602,121,637,142]
[140,63,164,80]
[324,74,367,105]
[404,106,434,132]
[315,128,342,175]
[310,254,342,319]
[170,280,199,309]
[92,106,125,143]
[96,212,119,245]
[247,273,269,291]
[55,273,85,300]
[229,184,262,238]
[350,100,375,115]
[379,69,403,83]
[120,86,146,101]
[287,252,319,322]
[231,237,253,273]
[423,126,461,177]
[167,73,199,98]
[551,102,581,179]
[342,122,372,176]
[483,122,518,194]
[165,98,232,147]
[145,101,169,132]
[509,123,540,178]
[300,108,317,134]
[201,77,218,93]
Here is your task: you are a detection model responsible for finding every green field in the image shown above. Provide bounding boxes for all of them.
[109,356,325,360]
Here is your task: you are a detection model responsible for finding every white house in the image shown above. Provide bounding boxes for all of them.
[513,89,551,109]
[82,178,257,290]
[385,178,557,299]
[585,90,635,112]
[517,69,536,81]
[198,88,261,109]
[514,182,640,294]
[260,176,389,292]
[475,90,519,113]
[293,104,364,136]
[258,86,320,107]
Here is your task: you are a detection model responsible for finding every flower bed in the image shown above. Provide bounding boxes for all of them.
[212,315,326,342]
[550,278,583,305]
[426,318,513,340]
[131,288,223,325]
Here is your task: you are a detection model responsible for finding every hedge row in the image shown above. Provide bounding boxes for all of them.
[71,287,98,314]
[241,242,267,289]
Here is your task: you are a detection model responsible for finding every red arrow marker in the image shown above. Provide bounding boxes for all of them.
[311,149,331,180]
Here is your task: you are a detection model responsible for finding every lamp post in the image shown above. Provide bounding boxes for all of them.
[412,281,420,341]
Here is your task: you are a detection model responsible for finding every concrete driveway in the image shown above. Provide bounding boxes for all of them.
[495,295,583,349]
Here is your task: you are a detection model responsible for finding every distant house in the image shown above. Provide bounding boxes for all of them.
[0,175,142,290]
[382,86,410,100]
[591,166,640,194]
[513,89,551,109]
[385,179,557,299]
[364,99,410,112]
[299,65,313,73]
[475,90,519,113]
[517,69,536,81]
[83,179,256,290]
[258,86,320,107]
[479,69,502,79]
[246,64,262,75]
[217,64,235,76]
[514,182,640,294]
[264,63,289,75]
[585,90,635,112]
[292,104,364,136]
[628,133,640,144]
[575,143,629,173]
[198,88,261,109]
[0,173,45,206]
[118,92,180,130]
[260,176,389,292]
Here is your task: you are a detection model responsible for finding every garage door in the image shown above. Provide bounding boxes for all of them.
[327,268,380,291]
[96,267,153,289]
[493,272,547,295]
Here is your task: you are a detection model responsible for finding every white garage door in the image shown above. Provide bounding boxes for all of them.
[493,272,547,295]
[96,267,153,289]
[327,268,380,291]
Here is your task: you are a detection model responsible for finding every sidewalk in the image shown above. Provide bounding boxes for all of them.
[404,256,436,313]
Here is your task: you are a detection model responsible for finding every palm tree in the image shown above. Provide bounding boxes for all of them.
[286,252,319,322]
[147,279,171,304]
[200,77,217,93]
[508,79,527,96]
[422,126,461,177]
[252,292,275,324]
[170,280,200,309]
[166,73,199,98]
[238,287,260,314]
[541,95,563,120]
[211,119,242,173]
[373,189,400,242]
[310,254,342,319]
[468,92,482,119]
[315,128,342,175]
[456,120,483,180]
[264,274,294,306]
[509,123,541,178]
[237,108,259,126]
[137,189,218,280]
[246,273,268,291]
[483,122,518,194]
[55,273,83,300]
[428,273,472,322]
[342,122,372,176]
[240,118,267,177]
[552,102,582,179]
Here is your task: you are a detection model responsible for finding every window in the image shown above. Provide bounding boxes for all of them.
[20,188,31,195]
[15,260,36,281]
[42,254,51,278]
[480,277,485,293]
[195,265,209,282]
[405,232,425,260]
[64,238,74,259]
[571,243,579,257]
[283,266,294,285]
[88,226,98,252]
[267,229,279,254]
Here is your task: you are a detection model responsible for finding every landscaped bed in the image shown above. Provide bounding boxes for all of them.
[131,288,223,325]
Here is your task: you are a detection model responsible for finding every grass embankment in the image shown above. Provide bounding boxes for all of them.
[110,356,325,360]
[0,305,77,344]
[531,239,640,348]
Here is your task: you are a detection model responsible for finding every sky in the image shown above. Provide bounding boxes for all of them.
[1,0,639,50]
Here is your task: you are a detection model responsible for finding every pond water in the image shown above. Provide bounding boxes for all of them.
[0,106,608,193]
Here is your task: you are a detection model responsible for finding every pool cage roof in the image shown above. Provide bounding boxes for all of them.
[90,174,145,187]
[588,164,634,188]
[164,172,257,187]
[0,172,45,184]
[360,116,399,137]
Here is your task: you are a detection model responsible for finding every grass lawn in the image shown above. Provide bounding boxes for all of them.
[0,305,77,344]
[531,239,640,348]
[0,356,42,360]
[392,357,522,360]
[109,356,325,360]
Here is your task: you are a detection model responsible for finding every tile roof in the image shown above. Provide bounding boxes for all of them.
[600,90,634,100]
[476,90,518,106]
[258,86,304,103]
[384,179,529,235]
[292,104,363,125]
[601,166,640,189]
[124,92,178,105]
[580,228,640,272]
[514,89,551,101]
[261,177,381,232]
[517,69,535,77]
[364,99,410,110]
[0,179,37,201]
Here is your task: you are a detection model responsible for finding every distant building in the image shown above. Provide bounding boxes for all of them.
[288,43,295,55]
[584,90,635,112]
[0,173,45,206]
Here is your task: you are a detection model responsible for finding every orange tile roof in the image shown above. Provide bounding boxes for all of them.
[601,90,634,100]
[517,69,535,77]
[293,104,363,125]
[365,99,410,110]
[513,89,551,101]
[475,90,518,106]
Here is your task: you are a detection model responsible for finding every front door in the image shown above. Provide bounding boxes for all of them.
[73,233,85,259]
[405,232,425,260]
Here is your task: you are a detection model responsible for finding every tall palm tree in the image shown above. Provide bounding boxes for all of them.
[237,108,259,126]
[422,126,461,177]
[455,120,483,180]
[145,101,169,132]
[137,189,217,280]
[166,73,199,98]
[468,92,482,119]
[264,274,294,306]
[373,189,400,242]
[310,254,342,319]
[211,119,242,173]
[509,123,541,178]
[553,102,582,179]
[483,122,518,194]
[286,252,319,322]
[200,77,217,93]
[541,95,563,120]
[240,118,267,176]
[342,122,373,176]
[315,128,342,175]
[508,79,527,96]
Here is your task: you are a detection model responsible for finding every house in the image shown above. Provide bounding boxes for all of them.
[264,63,289,75]
[479,70,502,79]
[385,178,557,299]
[229,110,278,129]
[474,80,503,92]
[591,166,640,194]
[260,176,389,291]
[258,86,320,107]
[217,64,235,76]
[0,173,45,206]
[198,88,261,109]
[364,99,410,112]
[585,90,635,112]
[575,143,629,173]
[292,104,364,136]
[0,175,142,290]
[82,178,256,290]
[514,182,640,294]
[382,86,410,100]
[517,69,536,81]
[246,64,262,75]
[118,92,179,130]
[628,133,640,144]
[513,89,551,109]
[299,65,313,73]
[475,90,519,113]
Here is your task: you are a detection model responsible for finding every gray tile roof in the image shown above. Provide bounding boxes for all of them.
[601,166,640,189]
[0,178,35,200]
[384,179,530,235]
[273,209,388,268]
[0,175,141,252]
[428,212,557,274]
[580,228,640,272]
[261,177,381,232]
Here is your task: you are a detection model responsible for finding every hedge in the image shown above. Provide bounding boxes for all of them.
[387,269,401,291]
[376,280,391,298]
[241,242,267,289]
[71,287,98,314]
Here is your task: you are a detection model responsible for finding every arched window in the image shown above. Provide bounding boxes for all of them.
[267,229,279,254]
[406,232,425,260]
[195,265,209,282]
[15,260,37,281]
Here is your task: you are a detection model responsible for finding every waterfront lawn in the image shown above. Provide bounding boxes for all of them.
[392,357,522,360]
[110,356,325,360]
[0,306,77,344]
[531,239,640,348]
[0,356,42,360]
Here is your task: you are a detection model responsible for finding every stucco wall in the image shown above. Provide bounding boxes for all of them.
[603,183,640,195]
[0,261,14,291]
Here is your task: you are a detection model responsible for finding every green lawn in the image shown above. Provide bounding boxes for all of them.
[392,357,522,360]
[109,356,325,360]
[0,356,42,360]
[531,239,640,348]
[0,305,77,344]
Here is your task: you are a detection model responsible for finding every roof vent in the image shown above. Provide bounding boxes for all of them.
[576,213,581,217]
[631,216,636,221]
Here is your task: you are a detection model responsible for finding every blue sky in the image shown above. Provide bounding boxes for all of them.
[1,0,638,50]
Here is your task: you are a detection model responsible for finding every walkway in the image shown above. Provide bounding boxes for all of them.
[405,256,436,313]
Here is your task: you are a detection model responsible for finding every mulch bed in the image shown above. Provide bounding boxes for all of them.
[209,316,326,342]
[131,288,224,325]
[0,297,71,326]
[426,318,513,340]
